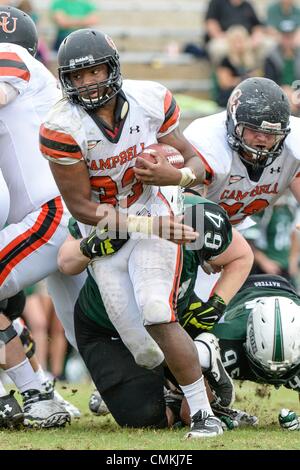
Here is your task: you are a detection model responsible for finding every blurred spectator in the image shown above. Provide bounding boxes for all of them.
[267,0,300,45]
[50,0,99,51]
[22,282,67,380]
[244,192,299,285]
[264,19,300,115]
[214,25,261,107]
[204,0,264,64]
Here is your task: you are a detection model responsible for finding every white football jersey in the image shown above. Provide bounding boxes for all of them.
[40,80,180,215]
[0,43,62,223]
[184,111,300,225]
[0,168,9,230]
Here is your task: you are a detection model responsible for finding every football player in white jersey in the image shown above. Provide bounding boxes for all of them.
[0,168,9,230]
[0,6,84,427]
[183,77,300,316]
[40,28,224,438]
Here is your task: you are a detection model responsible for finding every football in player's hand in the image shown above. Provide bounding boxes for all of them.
[135,143,184,169]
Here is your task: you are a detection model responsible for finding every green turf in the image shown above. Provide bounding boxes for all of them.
[0,381,299,450]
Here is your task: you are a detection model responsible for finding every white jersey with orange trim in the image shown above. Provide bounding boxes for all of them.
[184,111,300,226]
[40,79,180,216]
[40,80,183,362]
[0,44,85,348]
[0,43,61,223]
[0,168,9,230]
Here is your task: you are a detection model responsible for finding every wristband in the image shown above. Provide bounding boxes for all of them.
[127,215,154,235]
[209,293,226,313]
[179,167,196,188]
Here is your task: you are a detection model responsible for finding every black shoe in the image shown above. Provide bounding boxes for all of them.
[196,333,234,406]
[212,401,258,428]
[185,409,223,438]
[0,390,24,428]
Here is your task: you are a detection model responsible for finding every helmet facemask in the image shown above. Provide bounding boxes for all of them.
[232,122,290,168]
[59,56,122,110]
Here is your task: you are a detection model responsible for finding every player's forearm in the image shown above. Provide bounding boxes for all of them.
[65,199,127,230]
[184,155,206,186]
[212,257,252,304]
[58,239,89,275]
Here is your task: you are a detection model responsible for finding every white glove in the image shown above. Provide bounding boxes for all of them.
[278,409,300,431]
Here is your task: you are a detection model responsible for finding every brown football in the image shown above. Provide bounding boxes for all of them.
[135,143,185,169]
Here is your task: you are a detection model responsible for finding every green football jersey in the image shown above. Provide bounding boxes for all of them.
[212,274,300,390]
[177,193,232,314]
[70,193,232,330]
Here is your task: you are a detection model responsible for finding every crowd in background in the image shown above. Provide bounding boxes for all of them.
[2,0,300,384]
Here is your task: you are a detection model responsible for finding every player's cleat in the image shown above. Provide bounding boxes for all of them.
[164,387,183,427]
[22,389,71,428]
[212,402,258,429]
[185,409,223,439]
[0,390,24,428]
[196,333,235,406]
[89,390,110,416]
[42,379,81,419]
[279,409,300,431]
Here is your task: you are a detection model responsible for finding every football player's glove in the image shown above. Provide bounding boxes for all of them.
[80,229,128,259]
[180,293,226,338]
[278,409,300,431]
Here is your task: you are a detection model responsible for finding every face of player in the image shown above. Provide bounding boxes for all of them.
[69,64,109,99]
[243,127,278,151]
[241,126,283,163]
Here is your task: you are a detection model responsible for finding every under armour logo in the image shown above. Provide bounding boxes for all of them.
[270,167,281,174]
[0,404,12,418]
[130,126,140,134]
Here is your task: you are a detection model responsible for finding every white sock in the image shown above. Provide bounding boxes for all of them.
[35,367,47,385]
[180,375,212,417]
[194,340,211,370]
[0,377,7,397]
[5,358,42,393]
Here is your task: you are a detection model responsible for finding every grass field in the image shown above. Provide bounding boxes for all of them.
[0,381,299,450]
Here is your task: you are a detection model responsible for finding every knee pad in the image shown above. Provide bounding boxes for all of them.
[13,319,36,359]
[4,291,26,321]
[143,299,171,325]
[0,323,17,345]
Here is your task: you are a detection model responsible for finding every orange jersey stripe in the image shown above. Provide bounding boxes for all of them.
[157,190,173,215]
[168,244,183,322]
[0,197,63,285]
[159,104,180,134]
[0,66,30,81]
[0,52,24,62]
[164,90,173,114]
[40,125,79,147]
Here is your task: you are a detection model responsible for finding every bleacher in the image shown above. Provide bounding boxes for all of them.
[34,0,288,127]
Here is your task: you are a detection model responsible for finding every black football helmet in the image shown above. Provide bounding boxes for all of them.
[58,29,122,110]
[226,77,291,167]
[0,6,37,56]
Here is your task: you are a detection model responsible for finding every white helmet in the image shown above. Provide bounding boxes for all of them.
[245,296,300,384]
